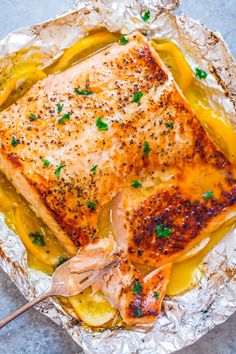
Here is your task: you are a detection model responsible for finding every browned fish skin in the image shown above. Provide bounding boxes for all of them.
[126,124,236,267]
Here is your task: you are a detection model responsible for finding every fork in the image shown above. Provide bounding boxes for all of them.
[0,258,113,329]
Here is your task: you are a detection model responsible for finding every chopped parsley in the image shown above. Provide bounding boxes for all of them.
[165,122,174,128]
[87,201,96,210]
[42,159,50,167]
[29,114,38,121]
[74,88,93,95]
[143,141,151,157]
[131,180,142,188]
[132,280,143,295]
[29,232,45,247]
[156,223,171,238]
[57,256,69,267]
[58,113,71,124]
[132,91,143,103]
[195,67,208,80]
[119,36,129,45]
[154,291,159,299]
[202,191,214,199]
[11,136,20,147]
[90,164,98,174]
[96,116,109,131]
[57,102,63,114]
[55,163,66,179]
[142,10,150,22]
[136,308,141,318]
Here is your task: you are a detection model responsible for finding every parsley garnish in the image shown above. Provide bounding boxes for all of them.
[11,136,20,147]
[132,280,143,295]
[165,122,174,128]
[131,180,142,188]
[132,91,143,103]
[154,291,159,299]
[58,113,71,124]
[156,223,171,238]
[29,232,45,247]
[136,308,141,318]
[74,88,93,95]
[90,165,98,174]
[96,116,108,131]
[43,159,50,167]
[57,256,69,267]
[87,201,96,210]
[119,36,129,45]
[202,191,214,199]
[142,11,150,22]
[29,114,38,121]
[57,102,63,114]
[195,67,208,80]
[143,141,151,157]
[55,163,66,179]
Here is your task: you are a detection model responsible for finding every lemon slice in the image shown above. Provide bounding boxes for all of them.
[176,237,210,263]
[69,287,117,327]
[15,203,68,267]
[0,65,46,107]
[152,40,193,92]
[52,31,119,73]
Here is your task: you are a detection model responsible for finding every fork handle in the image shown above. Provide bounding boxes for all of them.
[0,292,50,329]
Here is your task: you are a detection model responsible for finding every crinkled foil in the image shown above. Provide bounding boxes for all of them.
[0,1,236,353]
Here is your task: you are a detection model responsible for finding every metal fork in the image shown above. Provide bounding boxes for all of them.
[0,258,112,329]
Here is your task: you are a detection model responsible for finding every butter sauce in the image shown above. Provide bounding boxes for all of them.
[166,220,235,295]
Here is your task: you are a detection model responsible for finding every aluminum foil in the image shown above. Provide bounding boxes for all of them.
[0,1,236,353]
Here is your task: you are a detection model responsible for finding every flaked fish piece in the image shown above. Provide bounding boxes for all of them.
[71,236,171,325]
[69,233,117,273]
[99,259,171,325]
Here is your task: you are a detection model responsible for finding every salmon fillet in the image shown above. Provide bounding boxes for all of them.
[0,31,236,325]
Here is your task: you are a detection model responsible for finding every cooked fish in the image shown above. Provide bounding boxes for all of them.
[0,31,236,324]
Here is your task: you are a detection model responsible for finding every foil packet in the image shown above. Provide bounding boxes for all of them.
[0,1,236,353]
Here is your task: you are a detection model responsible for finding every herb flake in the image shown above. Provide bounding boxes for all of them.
[136,309,141,318]
[119,36,129,45]
[74,88,93,95]
[11,136,20,147]
[131,180,142,188]
[57,256,69,267]
[132,280,143,295]
[87,201,96,210]
[165,122,174,128]
[132,91,143,103]
[154,291,159,299]
[96,116,108,131]
[202,191,214,199]
[29,114,38,121]
[156,223,171,238]
[43,159,50,167]
[143,141,151,157]
[57,102,63,114]
[58,113,71,124]
[29,232,45,247]
[142,11,150,22]
[55,163,66,179]
[90,164,98,174]
[195,67,208,80]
